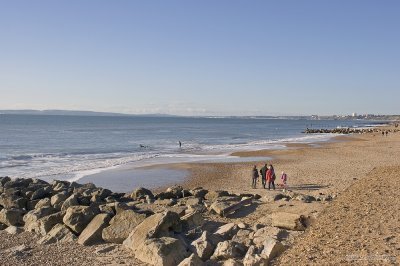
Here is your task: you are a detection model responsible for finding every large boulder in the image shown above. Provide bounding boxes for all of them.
[214,223,239,240]
[38,223,77,245]
[190,231,216,261]
[63,206,99,234]
[0,208,25,226]
[260,237,285,260]
[91,188,112,200]
[34,211,65,236]
[0,176,11,186]
[243,245,268,266]
[23,206,56,232]
[182,211,204,229]
[271,212,306,231]
[78,213,112,245]
[51,192,68,206]
[211,240,247,260]
[211,197,252,217]
[61,194,80,211]
[135,237,189,266]
[123,211,185,265]
[123,211,182,251]
[102,210,146,244]
[205,191,230,201]
[34,198,51,209]
[130,187,154,200]
[3,178,32,189]
[31,186,52,200]
[0,194,27,209]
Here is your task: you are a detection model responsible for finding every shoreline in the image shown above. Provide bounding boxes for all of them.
[79,133,348,192]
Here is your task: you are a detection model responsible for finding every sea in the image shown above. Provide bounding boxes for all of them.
[0,114,382,191]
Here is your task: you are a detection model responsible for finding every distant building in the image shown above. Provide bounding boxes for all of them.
[352,112,357,117]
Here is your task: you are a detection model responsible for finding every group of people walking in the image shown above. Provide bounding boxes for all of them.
[252,163,287,190]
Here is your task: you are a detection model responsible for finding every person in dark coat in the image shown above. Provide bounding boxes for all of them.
[259,163,268,189]
[252,165,259,188]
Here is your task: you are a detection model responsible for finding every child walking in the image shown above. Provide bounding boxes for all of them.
[281,171,288,191]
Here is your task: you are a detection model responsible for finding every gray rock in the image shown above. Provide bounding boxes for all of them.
[91,188,112,200]
[38,223,77,245]
[182,211,204,229]
[78,213,112,245]
[214,223,239,240]
[243,245,267,266]
[190,231,216,261]
[0,194,27,209]
[260,237,285,260]
[35,211,65,235]
[136,237,189,266]
[63,205,99,234]
[190,188,208,199]
[212,240,247,260]
[61,194,80,211]
[271,212,306,231]
[35,198,51,209]
[205,190,230,201]
[102,209,146,244]
[23,206,56,232]
[131,187,154,200]
[51,192,68,206]
[0,176,11,186]
[31,186,52,200]
[0,208,25,226]
[123,211,182,251]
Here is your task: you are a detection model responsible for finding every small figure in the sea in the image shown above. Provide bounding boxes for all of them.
[259,163,268,189]
[140,144,145,148]
[280,171,288,192]
[266,164,276,190]
[252,165,259,189]
[179,141,182,148]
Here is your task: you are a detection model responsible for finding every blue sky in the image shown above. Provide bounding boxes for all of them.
[0,1,399,115]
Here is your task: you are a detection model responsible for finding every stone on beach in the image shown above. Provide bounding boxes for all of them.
[23,206,56,232]
[38,223,77,245]
[271,212,307,231]
[102,209,146,244]
[211,240,247,260]
[78,213,112,245]
[130,187,154,200]
[260,237,285,261]
[123,211,186,265]
[63,205,99,234]
[190,231,216,261]
[0,208,25,226]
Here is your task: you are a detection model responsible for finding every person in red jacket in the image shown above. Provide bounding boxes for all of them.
[266,164,276,190]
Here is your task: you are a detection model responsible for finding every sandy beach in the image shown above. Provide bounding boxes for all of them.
[1,126,399,265]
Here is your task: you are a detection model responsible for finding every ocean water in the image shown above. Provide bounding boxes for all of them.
[0,114,380,188]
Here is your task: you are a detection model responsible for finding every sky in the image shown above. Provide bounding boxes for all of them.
[0,1,399,116]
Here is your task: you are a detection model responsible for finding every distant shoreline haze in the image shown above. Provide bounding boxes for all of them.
[0,109,398,120]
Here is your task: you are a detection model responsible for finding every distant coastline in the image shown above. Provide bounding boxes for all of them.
[0,109,398,121]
